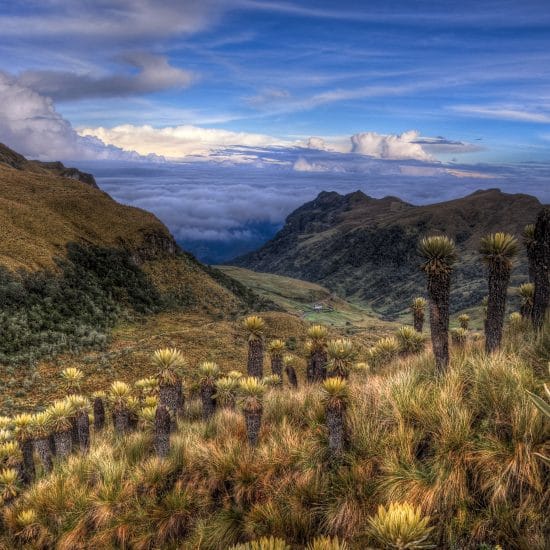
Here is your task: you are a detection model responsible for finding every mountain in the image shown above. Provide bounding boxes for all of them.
[0,142,98,188]
[0,144,270,364]
[233,189,546,318]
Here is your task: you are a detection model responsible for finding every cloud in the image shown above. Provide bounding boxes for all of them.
[82,157,549,262]
[18,54,194,101]
[0,71,148,161]
[293,157,329,172]
[78,124,296,159]
[80,123,481,165]
[0,1,225,42]
[350,130,433,161]
[451,104,550,123]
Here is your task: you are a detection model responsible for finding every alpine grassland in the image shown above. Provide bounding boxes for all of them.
[0,313,548,549]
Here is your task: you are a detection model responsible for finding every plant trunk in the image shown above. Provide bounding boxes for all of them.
[485,261,511,353]
[176,386,185,418]
[285,365,298,388]
[112,408,129,436]
[247,338,264,378]
[526,244,536,283]
[93,397,105,431]
[326,406,345,459]
[427,272,451,373]
[270,355,283,378]
[53,429,73,459]
[244,408,262,447]
[159,382,182,419]
[306,357,315,383]
[19,438,35,484]
[154,405,171,458]
[200,383,217,420]
[75,411,90,452]
[128,411,139,431]
[70,416,79,448]
[312,349,328,382]
[532,208,550,330]
[413,311,424,333]
[34,437,53,474]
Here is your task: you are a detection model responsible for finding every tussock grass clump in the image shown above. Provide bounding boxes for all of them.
[0,324,548,549]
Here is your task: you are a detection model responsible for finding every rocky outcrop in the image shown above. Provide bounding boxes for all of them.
[127,229,180,264]
[0,143,98,188]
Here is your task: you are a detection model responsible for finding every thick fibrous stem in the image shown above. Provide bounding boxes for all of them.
[247,338,264,378]
[485,259,511,353]
[76,410,90,452]
[154,405,171,458]
[70,417,79,448]
[285,365,298,388]
[270,355,283,378]
[93,397,105,431]
[200,383,217,420]
[159,381,183,419]
[244,408,262,447]
[326,405,345,459]
[112,409,129,436]
[34,437,53,473]
[306,357,315,383]
[19,438,35,484]
[312,349,328,382]
[53,429,73,459]
[427,272,451,373]
[532,208,550,330]
[413,310,424,333]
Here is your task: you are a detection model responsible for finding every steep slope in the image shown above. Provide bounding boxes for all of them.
[0,144,271,363]
[234,189,545,317]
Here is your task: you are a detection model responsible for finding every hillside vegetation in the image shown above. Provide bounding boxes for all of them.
[0,318,547,549]
[234,189,545,318]
[0,145,273,366]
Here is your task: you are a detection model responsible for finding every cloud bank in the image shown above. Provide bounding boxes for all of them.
[80,124,478,163]
[79,157,549,264]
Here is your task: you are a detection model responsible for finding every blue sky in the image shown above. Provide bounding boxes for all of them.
[0,1,548,260]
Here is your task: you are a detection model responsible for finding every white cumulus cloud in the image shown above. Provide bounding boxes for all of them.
[350,130,433,161]
[0,71,145,161]
[79,124,296,159]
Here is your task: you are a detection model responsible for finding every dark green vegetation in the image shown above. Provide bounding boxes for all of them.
[0,243,272,366]
[0,243,161,364]
[0,144,273,367]
[234,189,546,318]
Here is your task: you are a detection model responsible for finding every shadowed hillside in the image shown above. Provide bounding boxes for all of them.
[234,189,546,318]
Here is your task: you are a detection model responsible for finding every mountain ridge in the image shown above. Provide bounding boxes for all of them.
[233,188,546,317]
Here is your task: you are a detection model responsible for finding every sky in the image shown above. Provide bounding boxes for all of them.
[0,1,549,261]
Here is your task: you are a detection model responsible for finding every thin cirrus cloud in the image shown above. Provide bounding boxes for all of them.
[451,104,550,124]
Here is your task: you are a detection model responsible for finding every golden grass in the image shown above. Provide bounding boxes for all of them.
[0,164,169,272]
[0,323,547,549]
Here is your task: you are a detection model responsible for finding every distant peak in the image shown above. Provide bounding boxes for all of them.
[469,188,503,196]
